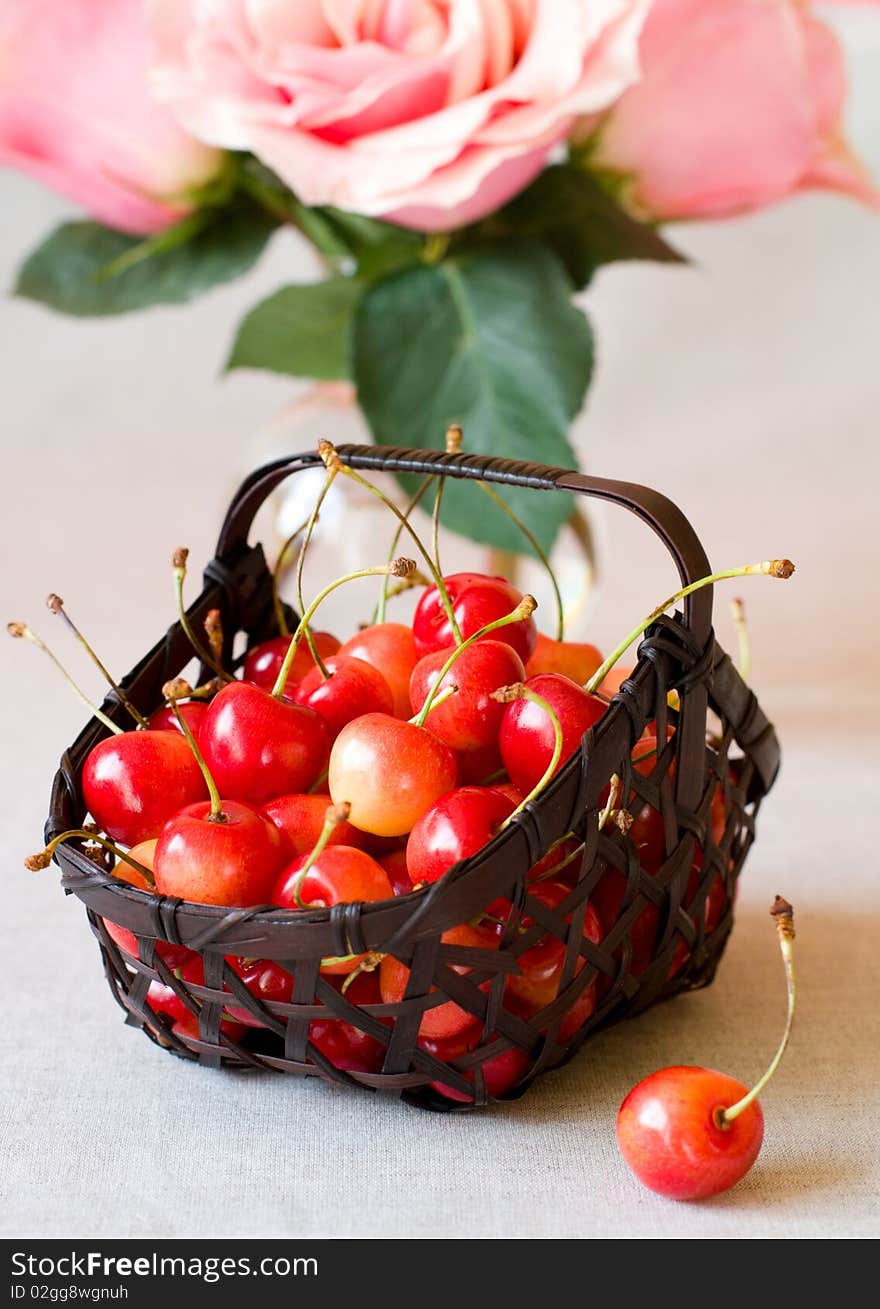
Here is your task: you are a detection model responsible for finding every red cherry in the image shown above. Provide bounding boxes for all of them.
[147,955,246,1041]
[422,1029,531,1103]
[406,786,515,886]
[337,622,417,718]
[328,713,458,837]
[505,879,602,1039]
[525,633,603,684]
[409,640,525,753]
[413,572,537,663]
[457,741,505,785]
[260,793,367,861]
[147,701,207,736]
[224,956,293,1027]
[102,839,192,968]
[199,681,328,806]
[154,799,285,906]
[310,970,390,1074]
[243,630,340,692]
[498,674,606,794]
[294,654,393,740]
[380,922,500,1041]
[617,1067,764,1200]
[83,730,207,847]
[379,848,414,897]
[271,845,393,975]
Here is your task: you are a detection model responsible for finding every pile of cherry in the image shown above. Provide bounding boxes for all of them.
[20,445,798,1201]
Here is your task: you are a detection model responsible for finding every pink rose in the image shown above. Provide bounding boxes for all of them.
[148,0,650,232]
[0,0,223,235]
[585,0,876,220]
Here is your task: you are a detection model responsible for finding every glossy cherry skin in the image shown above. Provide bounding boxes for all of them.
[379,848,415,897]
[498,673,607,795]
[337,622,417,719]
[328,713,458,837]
[380,921,500,1041]
[260,793,367,861]
[294,654,393,740]
[457,741,505,785]
[82,730,207,847]
[617,1066,764,1200]
[271,845,393,975]
[243,630,340,693]
[154,800,286,907]
[406,786,515,886]
[199,681,329,806]
[147,701,207,736]
[103,840,192,968]
[223,956,293,1027]
[413,572,537,663]
[525,633,603,684]
[409,640,525,753]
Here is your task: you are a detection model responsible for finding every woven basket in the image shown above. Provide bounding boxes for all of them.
[47,445,780,1109]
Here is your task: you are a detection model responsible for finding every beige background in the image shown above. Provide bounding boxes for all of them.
[1,8,879,1240]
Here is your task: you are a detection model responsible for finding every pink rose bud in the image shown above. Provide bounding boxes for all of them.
[148,0,652,233]
[0,0,224,234]
[582,0,877,220]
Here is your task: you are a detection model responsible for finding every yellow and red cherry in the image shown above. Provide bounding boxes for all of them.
[337,622,417,718]
[328,713,458,837]
[408,639,525,753]
[260,793,367,861]
[199,680,329,806]
[413,572,537,663]
[155,799,286,907]
[243,629,340,692]
[83,730,207,847]
[525,632,603,684]
[498,673,607,794]
[293,654,394,739]
[406,786,515,886]
[101,839,192,967]
[380,921,500,1041]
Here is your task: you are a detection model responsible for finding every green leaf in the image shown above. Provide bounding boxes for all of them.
[311,207,425,281]
[481,163,684,289]
[14,203,278,317]
[353,242,592,555]
[226,277,362,380]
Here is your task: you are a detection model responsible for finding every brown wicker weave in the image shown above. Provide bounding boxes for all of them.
[46,445,780,1109]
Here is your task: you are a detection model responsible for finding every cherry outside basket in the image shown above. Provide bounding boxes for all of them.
[46,445,780,1110]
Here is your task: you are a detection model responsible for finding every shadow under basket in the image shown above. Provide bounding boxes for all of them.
[46,446,780,1110]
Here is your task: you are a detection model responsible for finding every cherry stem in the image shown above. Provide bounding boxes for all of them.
[172,550,232,683]
[271,560,415,700]
[295,469,338,676]
[272,518,311,638]
[319,441,464,644]
[731,597,750,682]
[432,476,446,584]
[168,698,225,823]
[477,481,565,642]
[290,802,351,909]
[584,560,795,696]
[8,621,122,736]
[375,475,434,624]
[598,774,621,832]
[408,682,458,724]
[46,594,148,728]
[412,594,538,729]
[492,685,564,823]
[26,829,156,891]
[339,950,385,993]
[718,897,795,1127]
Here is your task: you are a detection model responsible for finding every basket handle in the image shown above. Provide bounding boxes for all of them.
[215,445,713,645]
